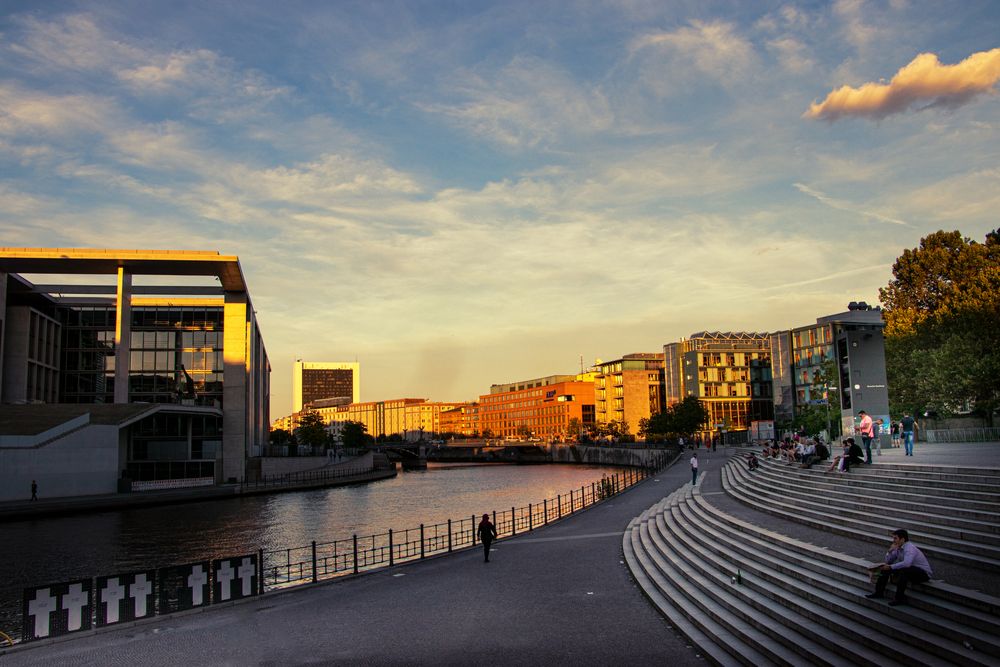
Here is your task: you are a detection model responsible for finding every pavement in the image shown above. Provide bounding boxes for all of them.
[4,440,998,666]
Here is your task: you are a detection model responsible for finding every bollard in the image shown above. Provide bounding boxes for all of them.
[312,541,318,582]
[448,519,453,552]
[353,534,359,574]
[389,529,394,566]
[420,524,425,559]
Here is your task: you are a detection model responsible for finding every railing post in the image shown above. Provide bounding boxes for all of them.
[529,503,533,531]
[511,506,516,535]
[258,548,264,594]
[544,498,548,524]
[472,515,476,545]
[312,541,318,582]
[420,524,425,559]
[493,510,497,532]
[569,490,574,513]
[591,482,595,506]
[580,486,584,510]
[557,494,562,519]
[353,534,359,574]
[448,519,453,552]
[389,529,394,566]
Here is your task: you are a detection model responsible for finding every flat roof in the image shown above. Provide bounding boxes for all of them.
[0,248,248,292]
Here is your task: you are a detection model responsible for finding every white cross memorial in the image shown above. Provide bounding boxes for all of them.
[130,573,153,618]
[188,565,208,606]
[101,577,126,624]
[216,561,235,601]
[63,583,89,631]
[237,558,255,597]
[28,588,57,638]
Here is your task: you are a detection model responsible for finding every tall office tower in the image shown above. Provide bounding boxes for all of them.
[292,361,360,412]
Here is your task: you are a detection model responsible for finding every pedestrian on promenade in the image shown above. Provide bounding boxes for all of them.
[866,528,932,606]
[690,452,699,485]
[858,410,874,464]
[477,513,497,563]
[874,418,884,456]
[901,412,917,456]
[891,421,901,448]
[31,479,38,501]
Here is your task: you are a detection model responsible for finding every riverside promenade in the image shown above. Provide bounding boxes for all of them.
[5,441,999,666]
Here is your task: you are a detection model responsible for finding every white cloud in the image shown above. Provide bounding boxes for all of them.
[629,20,757,88]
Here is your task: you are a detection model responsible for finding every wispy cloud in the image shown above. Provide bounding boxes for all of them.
[805,48,1000,121]
[629,20,757,88]
[793,183,908,225]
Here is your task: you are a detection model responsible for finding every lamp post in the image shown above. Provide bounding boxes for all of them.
[825,384,832,442]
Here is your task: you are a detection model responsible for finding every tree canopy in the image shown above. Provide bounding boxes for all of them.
[295,411,330,449]
[340,420,371,449]
[639,396,710,440]
[880,229,1000,423]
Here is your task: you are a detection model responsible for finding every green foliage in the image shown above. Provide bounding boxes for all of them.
[566,418,582,438]
[269,428,294,446]
[880,229,1000,423]
[640,396,710,439]
[294,411,330,449]
[340,420,370,449]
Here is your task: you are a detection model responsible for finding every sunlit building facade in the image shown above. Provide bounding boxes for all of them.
[479,376,595,440]
[664,332,773,433]
[593,353,665,436]
[292,360,359,413]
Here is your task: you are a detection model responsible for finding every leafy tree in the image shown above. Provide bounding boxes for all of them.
[808,357,842,437]
[640,397,709,439]
[295,411,330,450]
[566,418,582,439]
[270,428,294,446]
[879,229,1000,423]
[340,420,370,449]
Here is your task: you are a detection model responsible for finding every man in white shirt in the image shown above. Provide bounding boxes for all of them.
[690,452,699,486]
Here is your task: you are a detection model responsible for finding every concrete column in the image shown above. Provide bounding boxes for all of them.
[113,267,132,404]
[222,293,248,483]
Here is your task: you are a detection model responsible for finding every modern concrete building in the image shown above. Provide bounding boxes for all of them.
[663,332,774,434]
[0,248,270,500]
[593,354,665,437]
[770,303,889,433]
[291,360,360,413]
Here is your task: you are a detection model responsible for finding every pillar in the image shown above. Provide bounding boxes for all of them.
[222,293,248,483]
[113,267,132,404]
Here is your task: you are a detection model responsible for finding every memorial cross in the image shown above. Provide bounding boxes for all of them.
[188,565,208,606]
[130,574,153,618]
[63,583,89,631]
[237,558,255,597]
[216,561,235,601]
[101,577,126,624]
[28,588,57,638]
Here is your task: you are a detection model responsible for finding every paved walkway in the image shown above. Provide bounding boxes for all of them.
[4,442,998,666]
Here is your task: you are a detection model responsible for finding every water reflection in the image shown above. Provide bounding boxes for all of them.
[1,463,622,637]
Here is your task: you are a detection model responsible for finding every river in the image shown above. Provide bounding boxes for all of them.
[2,462,623,639]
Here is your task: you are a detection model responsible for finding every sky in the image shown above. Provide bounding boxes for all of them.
[1,1,998,419]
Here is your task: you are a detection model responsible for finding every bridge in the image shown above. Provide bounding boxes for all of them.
[373,441,552,468]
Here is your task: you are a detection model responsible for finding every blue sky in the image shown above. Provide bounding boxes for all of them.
[2,1,998,418]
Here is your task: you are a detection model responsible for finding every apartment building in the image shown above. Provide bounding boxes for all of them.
[593,353,665,436]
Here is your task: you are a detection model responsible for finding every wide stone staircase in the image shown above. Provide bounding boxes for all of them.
[624,455,1000,666]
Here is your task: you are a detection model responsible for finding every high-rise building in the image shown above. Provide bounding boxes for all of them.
[0,248,270,499]
[292,361,359,412]
[593,353,665,436]
[663,332,773,433]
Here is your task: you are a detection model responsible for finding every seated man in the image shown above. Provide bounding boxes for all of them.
[800,440,828,469]
[846,438,866,469]
[866,529,932,606]
[747,452,760,471]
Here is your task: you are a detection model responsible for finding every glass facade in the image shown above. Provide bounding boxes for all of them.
[302,367,354,407]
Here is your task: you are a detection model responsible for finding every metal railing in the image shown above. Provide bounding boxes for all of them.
[922,427,1000,443]
[261,454,671,589]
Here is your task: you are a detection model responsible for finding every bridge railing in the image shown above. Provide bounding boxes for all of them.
[260,452,673,589]
[240,464,375,492]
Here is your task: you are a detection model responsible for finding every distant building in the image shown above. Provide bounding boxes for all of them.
[439,402,479,437]
[479,374,595,440]
[0,248,270,500]
[593,354,665,436]
[771,303,889,432]
[292,360,359,413]
[663,332,773,434]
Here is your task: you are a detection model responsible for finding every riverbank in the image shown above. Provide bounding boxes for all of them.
[0,454,396,522]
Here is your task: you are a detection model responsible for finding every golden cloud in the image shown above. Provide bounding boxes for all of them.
[805,48,1000,121]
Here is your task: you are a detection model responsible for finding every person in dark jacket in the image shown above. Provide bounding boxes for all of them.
[477,513,497,563]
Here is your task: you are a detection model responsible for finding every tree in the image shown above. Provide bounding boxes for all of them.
[340,420,370,450]
[879,229,1000,423]
[270,428,293,446]
[566,418,582,440]
[295,411,330,451]
[809,357,842,438]
[640,397,709,440]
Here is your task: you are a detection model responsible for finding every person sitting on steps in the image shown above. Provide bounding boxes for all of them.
[866,528,932,606]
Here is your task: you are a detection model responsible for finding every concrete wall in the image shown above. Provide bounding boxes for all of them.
[258,451,373,477]
[549,444,672,468]
[0,424,122,501]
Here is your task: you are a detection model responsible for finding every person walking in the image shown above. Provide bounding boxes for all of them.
[690,452,699,486]
[477,513,497,563]
[901,412,917,456]
[874,418,884,456]
[891,421,900,448]
[31,480,38,501]
[866,529,932,606]
[858,410,874,464]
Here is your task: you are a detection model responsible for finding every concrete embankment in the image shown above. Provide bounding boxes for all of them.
[0,452,395,522]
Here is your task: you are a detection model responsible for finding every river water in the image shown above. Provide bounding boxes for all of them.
[2,462,622,639]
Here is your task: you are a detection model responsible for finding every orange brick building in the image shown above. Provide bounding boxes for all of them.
[478,377,595,440]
